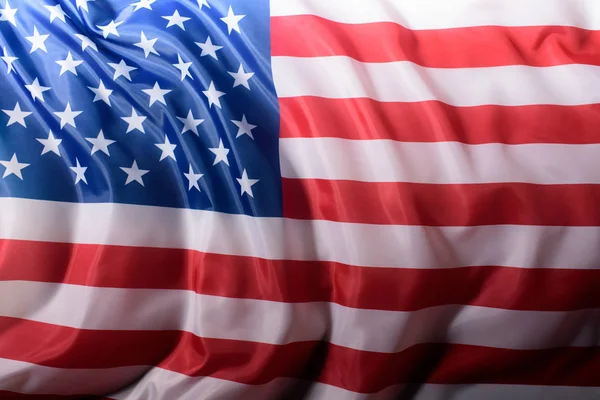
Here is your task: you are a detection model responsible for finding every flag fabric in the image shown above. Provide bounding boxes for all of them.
[1,0,599,399]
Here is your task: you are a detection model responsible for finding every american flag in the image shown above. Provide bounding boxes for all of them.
[1,0,599,398]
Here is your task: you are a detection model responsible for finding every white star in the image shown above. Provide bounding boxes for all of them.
[121,160,149,186]
[1,47,17,73]
[0,154,28,180]
[162,10,190,30]
[155,136,177,161]
[197,0,210,9]
[122,108,146,133]
[70,158,88,184]
[2,103,32,127]
[45,4,68,23]
[76,0,94,12]
[75,34,97,52]
[134,31,159,58]
[220,6,245,34]
[184,164,203,191]
[37,131,62,156]
[228,64,254,90]
[56,51,83,76]
[53,102,82,129]
[177,110,204,135]
[142,82,171,106]
[173,54,193,81]
[88,80,113,106]
[195,36,222,60]
[97,20,123,39]
[26,26,50,54]
[232,115,257,139]
[208,139,230,166]
[202,81,225,109]
[108,59,137,81]
[0,1,17,26]
[237,169,259,197]
[131,0,155,11]
[86,130,115,156]
[25,78,51,102]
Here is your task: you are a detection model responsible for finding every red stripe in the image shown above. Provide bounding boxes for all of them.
[321,343,600,393]
[279,97,600,144]
[1,239,599,311]
[282,179,600,226]
[271,15,600,67]
[2,317,599,394]
[0,394,94,400]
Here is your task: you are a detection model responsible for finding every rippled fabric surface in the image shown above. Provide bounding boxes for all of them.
[2,0,600,399]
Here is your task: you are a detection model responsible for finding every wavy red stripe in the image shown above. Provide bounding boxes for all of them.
[0,239,598,312]
[271,15,600,67]
[282,178,600,226]
[279,96,600,144]
[2,317,599,394]
[0,394,92,400]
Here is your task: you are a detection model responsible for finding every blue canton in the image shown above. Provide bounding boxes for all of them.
[0,0,282,217]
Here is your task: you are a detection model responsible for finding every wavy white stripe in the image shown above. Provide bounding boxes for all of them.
[2,198,600,270]
[280,138,600,184]
[113,370,600,400]
[270,0,600,30]
[1,359,290,399]
[4,359,599,400]
[0,357,146,396]
[272,56,600,106]
[110,368,292,400]
[304,382,600,400]
[1,281,599,352]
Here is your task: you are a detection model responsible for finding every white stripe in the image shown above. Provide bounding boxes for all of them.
[280,138,600,184]
[0,357,147,395]
[110,368,293,400]
[270,0,600,30]
[113,370,600,400]
[272,56,600,106]
[4,359,598,400]
[305,382,600,400]
[0,358,286,399]
[1,281,598,352]
[2,198,600,270]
